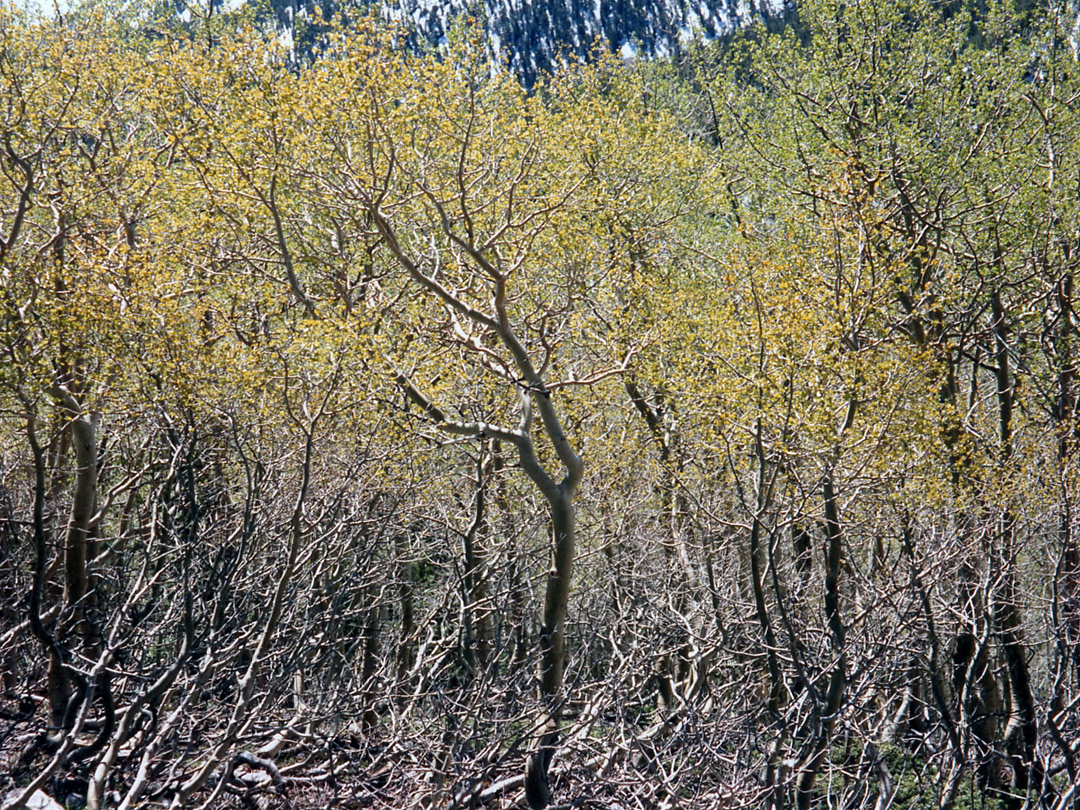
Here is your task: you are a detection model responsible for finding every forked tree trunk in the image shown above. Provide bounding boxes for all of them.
[373,202,584,809]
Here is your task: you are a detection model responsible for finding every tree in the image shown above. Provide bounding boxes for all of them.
[652,0,1080,804]
[290,29,707,805]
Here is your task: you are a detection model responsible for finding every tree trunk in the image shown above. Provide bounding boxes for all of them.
[63,408,98,621]
[990,290,1041,804]
[525,491,575,809]
[794,471,847,810]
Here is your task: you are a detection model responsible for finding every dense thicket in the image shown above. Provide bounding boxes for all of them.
[1,1,1079,808]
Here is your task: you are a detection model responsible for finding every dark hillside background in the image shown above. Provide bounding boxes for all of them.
[255,0,793,82]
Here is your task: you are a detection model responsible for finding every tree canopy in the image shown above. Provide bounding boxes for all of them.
[2,2,1080,808]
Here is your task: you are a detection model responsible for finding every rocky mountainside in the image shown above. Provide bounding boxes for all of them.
[384,0,791,82]
[268,0,792,84]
